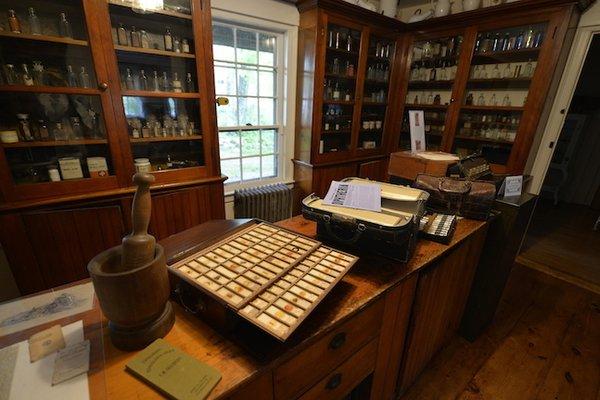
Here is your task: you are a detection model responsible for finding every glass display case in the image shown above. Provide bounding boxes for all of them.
[452,23,546,165]
[401,34,463,151]
[0,0,115,190]
[107,0,205,173]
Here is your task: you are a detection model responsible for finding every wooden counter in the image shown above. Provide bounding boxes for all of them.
[0,216,487,400]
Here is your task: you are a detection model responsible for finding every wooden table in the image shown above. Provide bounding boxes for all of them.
[0,216,487,400]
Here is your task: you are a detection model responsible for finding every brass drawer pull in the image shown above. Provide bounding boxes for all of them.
[329,332,346,350]
[326,373,342,390]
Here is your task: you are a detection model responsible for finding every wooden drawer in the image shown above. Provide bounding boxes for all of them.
[298,338,378,400]
[274,299,383,399]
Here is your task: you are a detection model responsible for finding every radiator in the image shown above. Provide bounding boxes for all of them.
[234,183,292,222]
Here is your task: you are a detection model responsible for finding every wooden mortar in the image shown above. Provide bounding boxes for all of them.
[87,173,175,350]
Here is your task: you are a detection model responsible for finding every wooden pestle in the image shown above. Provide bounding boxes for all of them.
[120,173,156,272]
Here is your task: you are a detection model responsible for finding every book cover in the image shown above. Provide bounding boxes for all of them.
[126,339,221,400]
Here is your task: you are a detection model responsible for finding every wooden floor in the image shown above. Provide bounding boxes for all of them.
[517,200,600,293]
[400,263,600,400]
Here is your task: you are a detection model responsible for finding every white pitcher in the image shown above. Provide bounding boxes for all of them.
[463,0,481,11]
[431,0,451,17]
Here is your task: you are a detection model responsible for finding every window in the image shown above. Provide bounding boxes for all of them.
[213,22,283,185]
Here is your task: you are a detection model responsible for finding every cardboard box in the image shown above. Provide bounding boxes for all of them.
[388,151,458,181]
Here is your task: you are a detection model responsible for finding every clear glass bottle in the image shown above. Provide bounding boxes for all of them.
[17,114,34,141]
[332,82,340,100]
[172,72,182,92]
[21,63,34,86]
[182,38,190,53]
[524,26,535,48]
[524,59,534,77]
[502,95,511,106]
[70,117,83,138]
[492,64,501,78]
[173,36,181,53]
[515,31,525,49]
[152,70,160,91]
[332,58,340,74]
[477,93,486,106]
[66,65,78,87]
[32,61,45,85]
[117,23,128,46]
[140,30,150,48]
[139,69,148,90]
[58,12,73,38]
[28,7,41,35]
[161,71,169,91]
[185,72,195,92]
[490,93,497,106]
[164,27,173,51]
[125,68,135,89]
[53,122,68,141]
[130,26,141,47]
[37,120,50,140]
[503,63,512,79]
[78,65,90,88]
[8,10,21,33]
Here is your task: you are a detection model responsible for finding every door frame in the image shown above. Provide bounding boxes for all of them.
[529,24,600,194]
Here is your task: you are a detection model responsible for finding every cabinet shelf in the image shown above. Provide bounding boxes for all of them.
[0,85,100,95]
[322,129,351,134]
[467,77,531,89]
[130,135,203,143]
[121,90,200,99]
[326,47,359,57]
[408,80,454,89]
[108,0,193,20]
[462,105,524,111]
[454,135,514,145]
[405,104,448,109]
[1,139,107,148]
[325,73,356,80]
[0,32,88,47]
[364,79,389,85]
[115,45,195,59]
[411,55,459,66]
[362,101,387,106]
[472,48,540,64]
[323,100,355,105]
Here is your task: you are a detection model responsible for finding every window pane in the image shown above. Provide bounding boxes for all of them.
[219,130,240,159]
[221,158,241,183]
[217,97,237,127]
[242,156,261,180]
[237,29,257,64]
[259,33,276,66]
[214,66,236,96]
[212,25,235,62]
[261,155,277,178]
[238,97,258,126]
[241,130,261,156]
[259,98,275,125]
[259,69,275,97]
[261,129,277,154]
[238,68,258,96]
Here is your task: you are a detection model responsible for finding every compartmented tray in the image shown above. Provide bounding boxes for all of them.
[169,220,358,340]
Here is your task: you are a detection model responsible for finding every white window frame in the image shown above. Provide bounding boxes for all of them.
[211,6,297,193]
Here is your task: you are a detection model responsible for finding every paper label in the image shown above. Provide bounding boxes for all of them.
[409,110,426,153]
[28,324,65,363]
[51,340,90,386]
[323,181,381,212]
[503,175,523,198]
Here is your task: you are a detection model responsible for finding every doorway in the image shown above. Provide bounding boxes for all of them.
[517,34,600,293]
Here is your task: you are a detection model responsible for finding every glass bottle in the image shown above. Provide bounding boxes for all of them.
[481,34,492,53]
[490,93,497,106]
[515,31,524,49]
[332,58,340,74]
[502,33,510,51]
[474,34,482,52]
[38,120,50,140]
[524,26,535,48]
[502,95,511,106]
[164,27,173,51]
[503,63,512,79]
[8,10,21,33]
[334,31,341,49]
[17,114,33,141]
[70,117,83,138]
[182,38,190,53]
[140,30,150,48]
[492,64,501,78]
[139,69,148,90]
[152,70,160,91]
[533,30,544,48]
[507,33,517,51]
[161,71,169,91]
[78,66,90,88]
[477,93,486,106]
[21,64,34,86]
[492,33,501,52]
[346,34,352,52]
[185,72,195,92]
[172,72,182,92]
[117,23,128,46]
[332,82,340,100]
[426,93,434,104]
[130,26,141,47]
[66,65,78,87]
[125,68,135,89]
[32,61,44,85]
[524,59,534,77]
[173,36,181,53]
[28,7,41,35]
[53,122,68,140]
[58,12,73,38]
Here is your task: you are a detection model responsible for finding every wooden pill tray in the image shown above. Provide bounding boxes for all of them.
[168,220,358,341]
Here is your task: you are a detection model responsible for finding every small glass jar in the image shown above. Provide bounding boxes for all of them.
[17,114,34,141]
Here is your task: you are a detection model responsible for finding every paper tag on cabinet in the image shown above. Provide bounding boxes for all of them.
[28,324,66,363]
[408,110,426,153]
[500,175,523,198]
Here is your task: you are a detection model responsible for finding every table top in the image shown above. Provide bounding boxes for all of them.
[0,216,486,400]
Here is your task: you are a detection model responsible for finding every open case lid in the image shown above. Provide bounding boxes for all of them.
[302,178,429,228]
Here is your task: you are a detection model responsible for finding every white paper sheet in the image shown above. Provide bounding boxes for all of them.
[0,283,94,337]
[416,152,460,162]
[323,181,381,212]
[6,321,89,400]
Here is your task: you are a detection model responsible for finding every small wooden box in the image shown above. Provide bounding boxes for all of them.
[388,151,458,181]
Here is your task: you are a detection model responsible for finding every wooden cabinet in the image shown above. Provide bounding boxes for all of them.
[394,3,580,174]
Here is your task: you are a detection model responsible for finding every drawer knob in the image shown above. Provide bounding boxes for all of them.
[329,332,346,350]
[326,373,342,390]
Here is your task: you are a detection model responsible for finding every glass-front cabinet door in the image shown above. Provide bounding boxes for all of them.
[357,32,395,153]
[106,0,206,177]
[319,22,362,158]
[452,23,546,166]
[401,33,464,151]
[0,0,120,199]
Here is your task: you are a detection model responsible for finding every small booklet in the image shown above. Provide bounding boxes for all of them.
[126,339,221,400]
[323,181,381,212]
